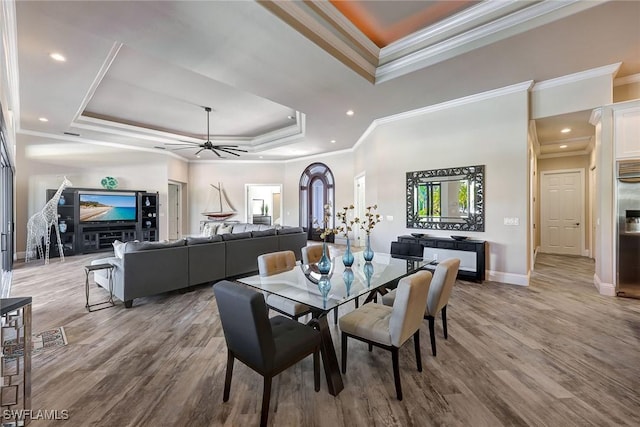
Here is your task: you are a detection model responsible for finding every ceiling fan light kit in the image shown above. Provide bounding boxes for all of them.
[165,106,247,158]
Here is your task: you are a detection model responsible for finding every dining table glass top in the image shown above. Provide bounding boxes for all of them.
[238,251,427,312]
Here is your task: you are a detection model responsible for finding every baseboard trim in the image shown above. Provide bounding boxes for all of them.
[594,273,616,296]
[487,270,529,286]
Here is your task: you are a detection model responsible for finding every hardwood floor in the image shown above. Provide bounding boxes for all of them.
[8,252,640,426]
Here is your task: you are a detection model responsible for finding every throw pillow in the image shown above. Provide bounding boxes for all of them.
[112,240,126,259]
[216,224,234,235]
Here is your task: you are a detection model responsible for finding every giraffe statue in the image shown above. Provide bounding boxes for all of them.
[25,176,72,264]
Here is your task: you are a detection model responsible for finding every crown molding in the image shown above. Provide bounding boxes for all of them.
[72,109,305,153]
[379,0,524,62]
[18,129,187,161]
[614,73,640,87]
[259,0,377,82]
[354,80,533,150]
[540,135,592,146]
[538,149,591,159]
[532,63,621,91]
[306,1,379,60]
[376,0,602,84]
[72,42,123,124]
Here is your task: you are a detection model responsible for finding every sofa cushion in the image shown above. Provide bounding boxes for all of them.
[258,224,273,231]
[231,223,249,233]
[252,229,276,238]
[113,240,126,259]
[216,224,234,235]
[277,226,304,235]
[222,232,252,241]
[124,239,186,253]
[186,235,223,245]
[244,223,261,232]
[202,222,222,237]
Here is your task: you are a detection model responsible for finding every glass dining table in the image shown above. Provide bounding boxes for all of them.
[238,251,427,396]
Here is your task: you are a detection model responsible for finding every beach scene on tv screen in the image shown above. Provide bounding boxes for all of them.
[79,194,136,221]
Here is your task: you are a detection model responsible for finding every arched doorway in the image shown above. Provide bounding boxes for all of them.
[300,163,334,242]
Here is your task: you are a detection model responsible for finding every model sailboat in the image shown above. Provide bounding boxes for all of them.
[202,182,236,220]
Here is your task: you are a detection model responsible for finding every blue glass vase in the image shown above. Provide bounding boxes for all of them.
[317,242,332,275]
[363,262,374,287]
[343,268,354,296]
[342,236,354,267]
[363,234,374,262]
[318,275,331,309]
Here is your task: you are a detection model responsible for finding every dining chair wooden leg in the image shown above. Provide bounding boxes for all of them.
[341,333,348,374]
[313,348,320,392]
[442,305,448,339]
[427,315,436,356]
[391,347,402,401]
[413,330,422,372]
[223,350,234,402]
[261,376,272,427]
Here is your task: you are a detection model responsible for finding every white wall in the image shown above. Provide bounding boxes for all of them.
[15,135,171,254]
[187,161,286,234]
[354,88,530,284]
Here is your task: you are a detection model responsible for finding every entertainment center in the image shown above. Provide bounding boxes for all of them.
[46,187,158,257]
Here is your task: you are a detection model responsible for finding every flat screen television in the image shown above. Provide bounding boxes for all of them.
[79,192,137,223]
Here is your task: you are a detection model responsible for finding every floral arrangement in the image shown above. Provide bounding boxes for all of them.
[360,204,381,235]
[314,204,335,240]
[336,205,359,238]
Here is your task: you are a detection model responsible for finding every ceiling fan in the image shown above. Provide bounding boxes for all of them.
[165,107,248,157]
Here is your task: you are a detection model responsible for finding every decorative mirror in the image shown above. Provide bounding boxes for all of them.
[406,165,484,231]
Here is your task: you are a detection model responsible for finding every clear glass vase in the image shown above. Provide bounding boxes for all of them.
[343,268,354,296]
[363,234,374,262]
[317,242,332,274]
[342,236,354,267]
[318,275,331,309]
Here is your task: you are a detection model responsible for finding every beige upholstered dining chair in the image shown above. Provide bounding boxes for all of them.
[301,244,341,324]
[382,258,460,357]
[301,244,325,265]
[257,250,312,321]
[339,270,432,400]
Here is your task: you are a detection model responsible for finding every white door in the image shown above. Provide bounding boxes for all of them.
[168,183,180,240]
[540,170,584,255]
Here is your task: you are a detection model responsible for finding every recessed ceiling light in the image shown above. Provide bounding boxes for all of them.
[38,117,48,122]
[196,155,201,158]
[330,140,336,144]
[49,53,66,62]
[561,128,571,133]
[346,110,354,116]
[559,144,568,149]
[259,156,264,159]
[287,115,295,120]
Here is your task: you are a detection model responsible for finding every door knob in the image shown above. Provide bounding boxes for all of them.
[575,222,580,226]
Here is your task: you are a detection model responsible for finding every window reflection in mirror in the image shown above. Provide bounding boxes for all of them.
[407,165,484,231]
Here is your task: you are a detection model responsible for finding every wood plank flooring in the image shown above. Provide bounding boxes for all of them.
[8,252,640,426]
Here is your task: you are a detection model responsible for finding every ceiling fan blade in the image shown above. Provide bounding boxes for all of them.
[166,142,200,146]
[216,146,248,153]
[170,146,202,151]
[195,148,205,155]
[210,148,223,157]
[217,147,241,157]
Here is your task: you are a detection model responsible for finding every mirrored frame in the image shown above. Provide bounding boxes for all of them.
[406,165,484,231]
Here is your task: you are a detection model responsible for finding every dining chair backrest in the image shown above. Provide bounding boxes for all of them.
[213,281,275,372]
[301,245,324,264]
[389,270,432,347]
[258,250,297,277]
[426,258,460,316]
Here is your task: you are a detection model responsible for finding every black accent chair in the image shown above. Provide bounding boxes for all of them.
[213,281,321,427]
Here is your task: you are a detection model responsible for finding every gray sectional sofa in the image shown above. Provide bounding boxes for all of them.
[91,225,306,308]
